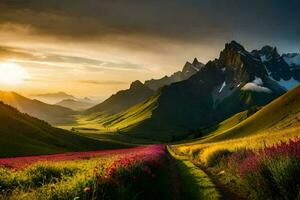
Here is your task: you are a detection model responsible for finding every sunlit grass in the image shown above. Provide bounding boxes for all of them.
[177,127,299,165]
[0,145,173,200]
[0,155,117,200]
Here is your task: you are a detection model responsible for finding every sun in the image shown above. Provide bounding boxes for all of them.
[0,62,29,85]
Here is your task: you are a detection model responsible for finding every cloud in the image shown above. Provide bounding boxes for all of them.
[78,80,129,85]
[1,0,299,44]
[0,45,144,72]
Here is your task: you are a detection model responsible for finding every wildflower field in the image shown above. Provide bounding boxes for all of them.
[0,145,174,200]
[176,137,300,199]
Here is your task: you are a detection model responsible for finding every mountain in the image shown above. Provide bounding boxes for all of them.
[31,92,76,104]
[251,46,300,90]
[0,101,129,157]
[85,80,155,115]
[0,91,76,125]
[144,58,204,90]
[56,99,95,111]
[197,84,300,143]
[98,41,299,141]
[85,59,204,116]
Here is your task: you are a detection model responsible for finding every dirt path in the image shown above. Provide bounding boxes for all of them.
[167,145,246,200]
[167,146,221,200]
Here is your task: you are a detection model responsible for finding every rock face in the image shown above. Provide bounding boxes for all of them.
[252,46,300,89]
[108,41,298,141]
[144,58,204,90]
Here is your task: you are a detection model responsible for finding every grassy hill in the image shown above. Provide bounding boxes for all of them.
[89,93,160,132]
[0,102,130,157]
[85,80,154,115]
[0,91,76,125]
[175,84,300,164]
[201,84,300,143]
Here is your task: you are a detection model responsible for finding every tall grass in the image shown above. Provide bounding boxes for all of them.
[210,137,300,200]
[0,145,174,200]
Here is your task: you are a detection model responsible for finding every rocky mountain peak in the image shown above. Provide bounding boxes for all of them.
[252,45,280,62]
[192,58,200,65]
[130,80,145,90]
[218,41,246,68]
[225,40,245,52]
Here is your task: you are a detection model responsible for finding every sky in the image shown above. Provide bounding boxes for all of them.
[0,0,299,99]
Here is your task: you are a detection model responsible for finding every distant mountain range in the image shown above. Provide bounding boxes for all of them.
[31,92,76,104]
[144,58,204,90]
[56,98,95,111]
[85,41,300,141]
[0,91,76,125]
[85,59,204,115]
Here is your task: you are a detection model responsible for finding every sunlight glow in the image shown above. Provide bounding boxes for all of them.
[0,62,29,85]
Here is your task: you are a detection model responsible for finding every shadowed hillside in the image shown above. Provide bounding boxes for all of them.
[0,102,129,157]
[0,91,76,125]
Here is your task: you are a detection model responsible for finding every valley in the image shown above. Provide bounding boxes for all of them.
[0,41,299,200]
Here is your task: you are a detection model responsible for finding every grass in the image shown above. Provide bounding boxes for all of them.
[200,138,300,200]
[0,156,113,199]
[167,146,220,200]
[0,145,174,200]
[0,102,131,157]
[175,85,300,166]
[84,93,159,133]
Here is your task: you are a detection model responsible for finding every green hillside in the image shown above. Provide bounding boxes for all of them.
[176,84,300,164]
[85,80,154,115]
[0,102,129,157]
[0,91,76,125]
[201,84,300,143]
[97,93,159,132]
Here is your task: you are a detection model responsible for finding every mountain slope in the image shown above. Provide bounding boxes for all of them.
[99,41,297,141]
[144,58,204,90]
[0,91,76,125]
[85,59,204,116]
[0,102,128,157]
[85,80,154,115]
[252,46,300,90]
[201,84,300,143]
[56,99,95,111]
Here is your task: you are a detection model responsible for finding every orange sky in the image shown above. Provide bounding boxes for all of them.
[0,1,299,99]
[0,26,218,98]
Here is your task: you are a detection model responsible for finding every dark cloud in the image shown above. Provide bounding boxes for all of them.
[78,80,128,85]
[1,0,300,45]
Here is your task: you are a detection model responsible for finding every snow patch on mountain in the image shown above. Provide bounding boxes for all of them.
[260,55,271,63]
[219,81,226,93]
[242,77,272,93]
[283,54,300,66]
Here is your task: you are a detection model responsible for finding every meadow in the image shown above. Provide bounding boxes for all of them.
[0,145,175,200]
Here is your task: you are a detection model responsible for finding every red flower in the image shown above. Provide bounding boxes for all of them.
[83,187,91,193]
